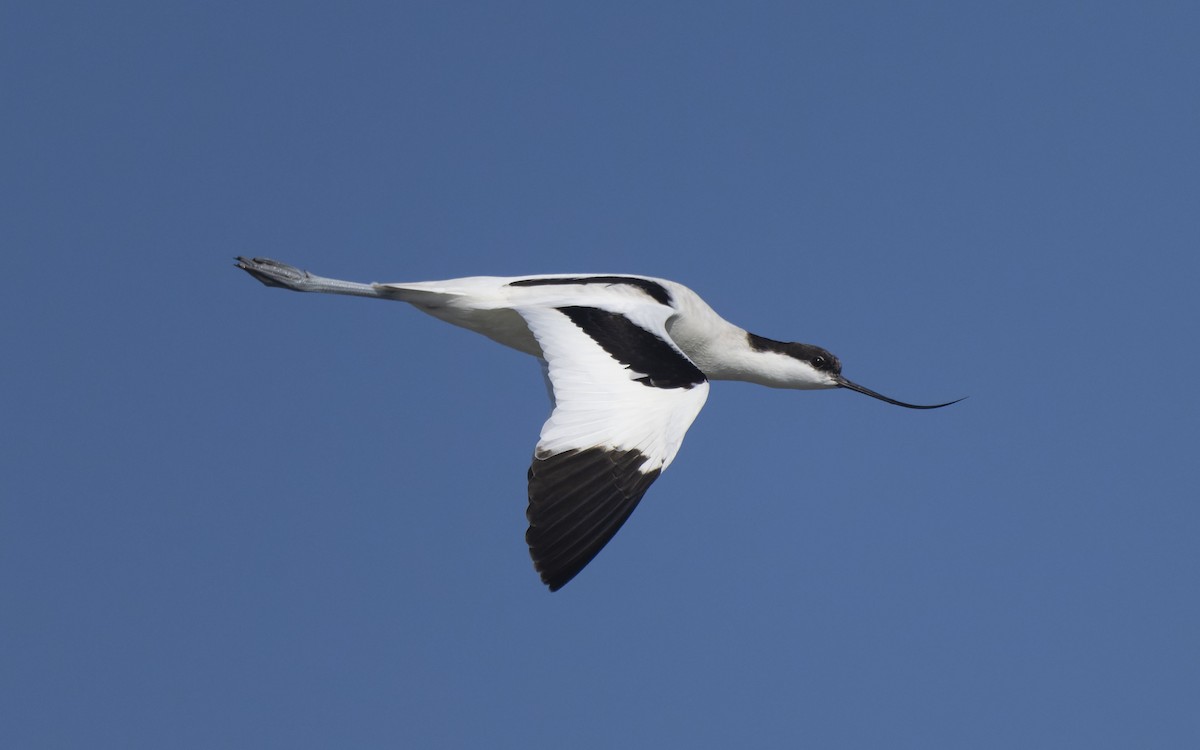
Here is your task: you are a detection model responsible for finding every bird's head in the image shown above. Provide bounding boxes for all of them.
[747,333,962,409]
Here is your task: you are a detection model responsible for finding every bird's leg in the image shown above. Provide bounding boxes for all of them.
[234,257,389,299]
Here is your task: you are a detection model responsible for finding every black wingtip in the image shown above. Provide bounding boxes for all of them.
[526,447,661,591]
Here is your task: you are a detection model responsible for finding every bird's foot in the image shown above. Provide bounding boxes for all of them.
[235,257,315,291]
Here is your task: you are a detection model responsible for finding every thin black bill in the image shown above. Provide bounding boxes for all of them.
[836,376,964,410]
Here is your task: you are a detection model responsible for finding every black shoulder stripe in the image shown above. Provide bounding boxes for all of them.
[526,447,661,591]
[558,306,705,389]
[509,276,673,306]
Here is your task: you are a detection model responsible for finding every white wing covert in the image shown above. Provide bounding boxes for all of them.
[515,298,710,590]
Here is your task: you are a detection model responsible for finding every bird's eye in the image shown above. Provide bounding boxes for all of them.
[813,356,826,369]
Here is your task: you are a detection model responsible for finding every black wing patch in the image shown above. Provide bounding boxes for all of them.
[508,276,673,306]
[558,306,705,389]
[526,447,662,591]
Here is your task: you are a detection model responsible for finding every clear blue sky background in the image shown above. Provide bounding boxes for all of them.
[4,2,1198,748]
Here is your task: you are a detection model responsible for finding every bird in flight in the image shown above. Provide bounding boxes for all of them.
[236,257,960,590]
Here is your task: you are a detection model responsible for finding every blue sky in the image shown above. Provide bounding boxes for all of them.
[3,2,1198,747]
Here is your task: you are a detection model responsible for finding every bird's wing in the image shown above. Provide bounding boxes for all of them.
[514,301,710,591]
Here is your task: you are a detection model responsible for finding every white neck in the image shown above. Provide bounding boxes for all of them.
[661,283,833,390]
